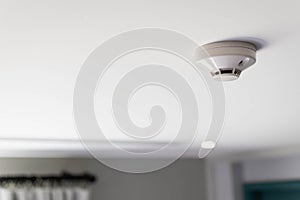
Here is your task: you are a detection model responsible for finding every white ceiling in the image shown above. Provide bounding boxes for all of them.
[0,0,300,158]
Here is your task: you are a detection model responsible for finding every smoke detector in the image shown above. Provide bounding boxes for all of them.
[195,41,257,81]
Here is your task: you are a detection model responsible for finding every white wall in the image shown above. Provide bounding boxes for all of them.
[0,158,207,200]
[205,159,236,200]
[207,155,300,200]
[243,156,300,183]
[214,161,235,200]
[209,155,300,200]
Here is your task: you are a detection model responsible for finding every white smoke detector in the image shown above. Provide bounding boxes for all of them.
[195,41,257,81]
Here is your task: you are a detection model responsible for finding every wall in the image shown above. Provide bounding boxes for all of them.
[243,156,300,183]
[0,158,207,200]
[208,155,300,200]
[206,159,236,200]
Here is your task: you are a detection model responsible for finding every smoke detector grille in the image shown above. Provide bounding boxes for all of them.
[195,41,257,81]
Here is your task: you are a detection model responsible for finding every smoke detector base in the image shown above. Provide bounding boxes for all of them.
[195,41,257,81]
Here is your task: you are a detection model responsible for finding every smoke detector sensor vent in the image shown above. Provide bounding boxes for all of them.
[195,41,257,81]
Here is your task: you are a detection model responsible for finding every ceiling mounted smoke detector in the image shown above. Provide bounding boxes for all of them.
[195,41,257,81]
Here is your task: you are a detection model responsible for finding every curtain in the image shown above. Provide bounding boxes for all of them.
[0,187,90,200]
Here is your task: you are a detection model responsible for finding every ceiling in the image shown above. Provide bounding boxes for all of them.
[0,0,300,159]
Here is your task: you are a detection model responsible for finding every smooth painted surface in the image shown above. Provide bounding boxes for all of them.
[0,158,207,200]
[0,0,300,157]
[205,160,236,200]
[243,156,300,183]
